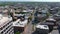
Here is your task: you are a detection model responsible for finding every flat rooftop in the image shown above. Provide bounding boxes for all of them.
[13,19,28,27]
[46,18,56,21]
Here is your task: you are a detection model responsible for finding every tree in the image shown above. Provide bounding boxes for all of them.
[46,12,51,17]
[15,31,20,34]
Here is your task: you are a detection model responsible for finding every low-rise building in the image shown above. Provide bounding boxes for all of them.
[13,19,28,33]
[35,24,49,34]
[53,14,60,21]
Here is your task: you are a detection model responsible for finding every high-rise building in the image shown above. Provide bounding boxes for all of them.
[0,14,14,34]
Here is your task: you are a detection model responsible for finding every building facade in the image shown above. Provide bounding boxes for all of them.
[0,15,14,34]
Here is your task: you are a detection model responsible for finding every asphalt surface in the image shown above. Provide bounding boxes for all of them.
[22,21,33,34]
[22,10,35,34]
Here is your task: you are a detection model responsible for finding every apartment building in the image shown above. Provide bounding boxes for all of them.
[0,14,14,34]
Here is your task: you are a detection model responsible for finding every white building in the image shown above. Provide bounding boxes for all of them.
[13,19,28,33]
[13,19,28,27]
[36,24,49,34]
[0,14,14,34]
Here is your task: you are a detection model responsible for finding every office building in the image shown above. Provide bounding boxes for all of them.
[0,14,14,34]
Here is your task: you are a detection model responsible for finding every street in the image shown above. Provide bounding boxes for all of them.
[22,21,33,34]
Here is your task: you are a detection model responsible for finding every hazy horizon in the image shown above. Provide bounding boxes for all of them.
[0,0,60,2]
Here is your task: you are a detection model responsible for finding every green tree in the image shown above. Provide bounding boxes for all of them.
[15,31,20,34]
[46,12,51,17]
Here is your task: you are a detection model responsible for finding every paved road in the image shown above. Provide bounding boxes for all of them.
[22,10,36,34]
[22,21,33,34]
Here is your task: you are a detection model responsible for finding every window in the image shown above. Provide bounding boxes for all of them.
[2,21,12,33]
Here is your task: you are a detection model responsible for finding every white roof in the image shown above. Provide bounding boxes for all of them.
[0,14,3,17]
[14,14,24,17]
[0,14,3,19]
[36,25,49,29]
[0,15,12,28]
[13,19,28,27]
[3,10,8,13]
[27,9,33,12]
[23,10,28,12]
[46,18,56,21]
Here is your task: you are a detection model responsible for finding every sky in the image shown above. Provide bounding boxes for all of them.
[0,0,60,2]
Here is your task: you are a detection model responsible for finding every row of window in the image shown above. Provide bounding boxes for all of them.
[0,21,13,34]
[7,28,14,34]
[0,21,12,32]
[3,21,12,30]
[1,25,13,34]
[3,23,12,33]
[4,27,13,34]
